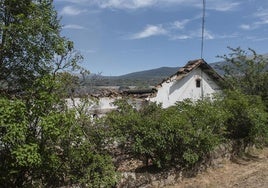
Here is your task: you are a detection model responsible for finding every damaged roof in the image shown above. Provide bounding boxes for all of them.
[156,59,224,88]
[122,88,156,98]
[84,59,224,99]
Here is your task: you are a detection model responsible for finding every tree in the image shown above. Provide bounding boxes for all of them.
[218,47,268,104]
[0,0,83,93]
[0,1,117,187]
[0,95,117,187]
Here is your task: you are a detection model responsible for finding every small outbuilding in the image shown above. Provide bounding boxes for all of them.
[149,59,223,108]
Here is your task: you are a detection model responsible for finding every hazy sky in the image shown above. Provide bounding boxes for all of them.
[54,0,268,76]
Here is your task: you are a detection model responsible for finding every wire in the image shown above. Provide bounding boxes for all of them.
[201,0,206,59]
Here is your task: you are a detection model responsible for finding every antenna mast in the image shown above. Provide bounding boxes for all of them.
[201,0,206,59]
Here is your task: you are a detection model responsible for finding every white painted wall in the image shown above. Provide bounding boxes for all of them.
[66,97,117,114]
[66,97,147,116]
[149,68,221,108]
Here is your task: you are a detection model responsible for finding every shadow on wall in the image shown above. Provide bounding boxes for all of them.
[169,75,191,96]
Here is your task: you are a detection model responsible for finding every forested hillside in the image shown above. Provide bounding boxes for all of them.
[83,66,180,88]
[81,63,223,88]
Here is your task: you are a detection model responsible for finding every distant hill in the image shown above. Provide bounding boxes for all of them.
[84,67,180,88]
[83,56,267,88]
[209,61,227,75]
[118,66,180,79]
[73,54,268,97]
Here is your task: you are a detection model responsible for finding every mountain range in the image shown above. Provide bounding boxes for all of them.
[84,61,225,88]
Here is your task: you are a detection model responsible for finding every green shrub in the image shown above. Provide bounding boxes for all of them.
[106,99,228,168]
[173,99,228,166]
[0,96,117,187]
[106,91,267,170]
[222,91,268,148]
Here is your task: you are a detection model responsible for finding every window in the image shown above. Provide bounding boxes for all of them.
[196,79,201,88]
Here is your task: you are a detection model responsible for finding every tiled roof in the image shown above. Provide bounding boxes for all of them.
[156,59,224,87]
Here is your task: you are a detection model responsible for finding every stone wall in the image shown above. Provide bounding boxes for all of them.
[117,141,236,188]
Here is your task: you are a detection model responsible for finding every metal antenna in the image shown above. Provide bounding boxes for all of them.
[201,0,206,59]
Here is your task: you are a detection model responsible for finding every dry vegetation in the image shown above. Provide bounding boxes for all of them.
[167,147,268,188]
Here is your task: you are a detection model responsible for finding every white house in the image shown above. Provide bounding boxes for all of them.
[66,59,223,113]
[149,59,223,108]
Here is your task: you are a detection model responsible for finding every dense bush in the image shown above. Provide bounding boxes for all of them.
[105,91,268,169]
[173,99,228,166]
[218,47,268,147]
[0,94,117,187]
[221,91,268,148]
[106,99,229,168]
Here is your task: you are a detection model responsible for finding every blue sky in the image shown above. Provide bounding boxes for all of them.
[54,0,268,76]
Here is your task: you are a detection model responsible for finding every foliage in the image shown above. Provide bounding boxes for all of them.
[221,90,268,148]
[0,1,117,187]
[0,0,84,93]
[0,94,117,187]
[174,99,228,165]
[106,91,268,169]
[218,47,268,147]
[106,99,228,168]
[218,47,268,106]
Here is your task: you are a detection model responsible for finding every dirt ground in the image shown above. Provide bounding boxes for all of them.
[166,147,268,188]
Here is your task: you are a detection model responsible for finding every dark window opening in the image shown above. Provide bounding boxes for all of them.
[196,79,201,88]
